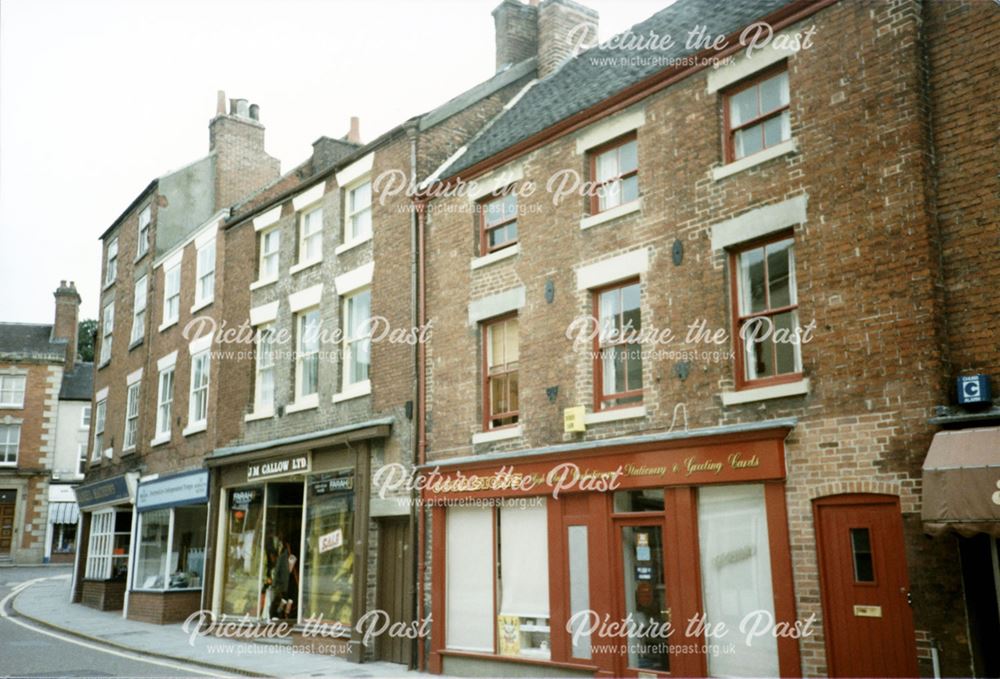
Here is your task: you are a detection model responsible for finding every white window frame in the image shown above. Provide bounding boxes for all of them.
[258,228,280,283]
[0,423,20,466]
[344,178,372,246]
[340,288,372,397]
[253,324,276,416]
[99,300,114,364]
[123,380,141,451]
[185,351,210,434]
[105,238,118,286]
[131,274,147,344]
[153,365,175,444]
[162,261,181,329]
[291,308,320,410]
[92,399,106,461]
[81,405,91,429]
[193,239,216,310]
[0,375,26,408]
[85,509,115,580]
[137,205,151,258]
[296,206,324,268]
[77,443,88,475]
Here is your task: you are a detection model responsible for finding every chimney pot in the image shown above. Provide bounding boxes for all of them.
[216,90,226,116]
[249,103,260,121]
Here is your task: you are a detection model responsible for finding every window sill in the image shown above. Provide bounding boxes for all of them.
[121,447,136,457]
[471,243,520,270]
[244,408,275,422]
[712,138,798,181]
[190,297,213,314]
[289,258,322,276]
[134,250,148,264]
[719,377,810,405]
[472,425,522,445]
[579,198,642,231]
[158,318,178,333]
[149,434,171,447]
[584,404,646,425]
[335,236,372,256]
[250,276,278,291]
[102,280,115,292]
[128,337,144,351]
[285,394,319,413]
[182,421,207,437]
[333,380,371,403]
[0,404,25,410]
[97,358,111,370]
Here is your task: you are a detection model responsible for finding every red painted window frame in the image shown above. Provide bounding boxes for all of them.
[722,62,790,163]
[587,133,638,216]
[478,188,518,256]
[593,279,643,411]
[729,230,802,390]
[482,314,519,431]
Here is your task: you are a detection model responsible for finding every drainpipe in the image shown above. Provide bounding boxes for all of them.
[414,196,428,672]
[407,129,420,672]
[930,638,941,679]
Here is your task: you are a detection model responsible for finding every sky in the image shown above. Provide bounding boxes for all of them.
[0,0,668,323]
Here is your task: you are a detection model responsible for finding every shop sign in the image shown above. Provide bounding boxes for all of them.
[230,488,260,509]
[136,470,209,511]
[422,438,781,500]
[75,474,133,509]
[246,453,310,482]
[310,471,354,496]
[318,528,344,553]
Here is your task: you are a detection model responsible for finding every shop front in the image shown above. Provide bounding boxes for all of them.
[922,426,1000,677]
[72,473,137,611]
[128,469,210,623]
[424,422,801,678]
[205,423,388,663]
[45,483,79,563]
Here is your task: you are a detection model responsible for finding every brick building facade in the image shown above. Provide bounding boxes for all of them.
[1,281,88,565]
[65,0,997,675]
[417,0,998,677]
[73,95,281,617]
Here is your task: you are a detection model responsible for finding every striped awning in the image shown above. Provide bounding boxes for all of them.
[49,502,80,525]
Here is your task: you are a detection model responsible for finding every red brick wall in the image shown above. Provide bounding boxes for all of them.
[127,590,202,624]
[422,1,973,675]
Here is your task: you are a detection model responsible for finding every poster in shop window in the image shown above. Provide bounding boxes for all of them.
[498,615,521,656]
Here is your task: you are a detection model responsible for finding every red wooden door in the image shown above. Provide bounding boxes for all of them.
[814,495,918,677]
[0,492,15,557]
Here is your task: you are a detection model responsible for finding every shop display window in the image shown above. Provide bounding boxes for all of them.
[134,506,207,591]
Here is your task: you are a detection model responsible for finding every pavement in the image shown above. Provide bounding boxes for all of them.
[2,567,424,678]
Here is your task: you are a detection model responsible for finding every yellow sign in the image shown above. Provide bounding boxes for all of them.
[498,615,521,656]
[563,406,586,432]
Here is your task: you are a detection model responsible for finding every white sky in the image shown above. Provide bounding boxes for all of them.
[0,0,668,323]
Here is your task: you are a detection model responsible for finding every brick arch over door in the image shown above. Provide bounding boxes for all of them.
[808,480,902,501]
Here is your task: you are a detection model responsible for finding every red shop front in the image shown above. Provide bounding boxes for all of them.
[424,422,802,677]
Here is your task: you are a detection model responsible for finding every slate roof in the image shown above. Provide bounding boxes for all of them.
[0,323,66,361]
[59,362,94,401]
[445,0,792,177]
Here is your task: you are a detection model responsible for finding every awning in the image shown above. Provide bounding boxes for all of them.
[49,502,80,525]
[922,427,1000,537]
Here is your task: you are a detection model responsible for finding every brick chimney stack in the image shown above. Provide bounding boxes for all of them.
[52,280,80,368]
[346,116,362,144]
[208,90,281,211]
[492,0,598,78]
[537,0,598,78]
[493,0,539,72]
